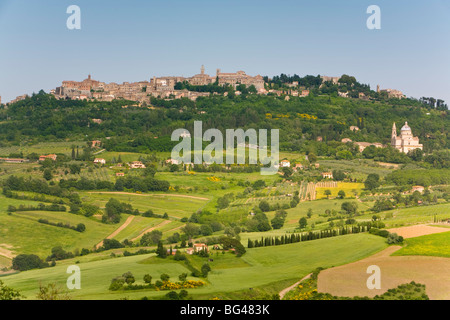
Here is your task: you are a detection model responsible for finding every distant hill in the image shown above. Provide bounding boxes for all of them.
[0,91,448,158]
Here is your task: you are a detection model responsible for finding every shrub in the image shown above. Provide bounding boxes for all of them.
[387,233,404,244]
[109,277,125,291]
[12,254,48,271]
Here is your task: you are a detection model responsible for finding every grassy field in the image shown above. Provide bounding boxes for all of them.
[0,194,119,257]
[1,233,387,300]
[318,159,396,180]
[316,182,365,199]
[0,141,86,158]
[380,203,450,228]
[112,216,166,242]
[393,231,450,258]
[81,191,210,219]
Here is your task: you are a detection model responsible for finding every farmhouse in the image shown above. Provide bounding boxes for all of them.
[193,243,208,253]
[166,249,177,255]
[94,158,106,165]
[294,163,304,171]
[91,140,102,148]
[129,161,146,169]
[39,154,57,161]
[166,159,180,165]
[300,90,310,97]
[321,172,334,179]
[280,160,291,168]
[411,186,425,193]
[91,119,103,124]
[116,172,125,177]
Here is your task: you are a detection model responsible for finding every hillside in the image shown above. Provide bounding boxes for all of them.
[0,92,448,157]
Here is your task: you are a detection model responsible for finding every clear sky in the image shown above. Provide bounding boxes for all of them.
[0,0,449,103]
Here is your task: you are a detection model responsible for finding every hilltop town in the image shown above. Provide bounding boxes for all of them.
[2,66,408,106]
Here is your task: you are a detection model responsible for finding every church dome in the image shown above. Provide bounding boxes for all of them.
[401,122,411,131]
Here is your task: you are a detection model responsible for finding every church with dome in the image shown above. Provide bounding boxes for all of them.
[391,122,423,154]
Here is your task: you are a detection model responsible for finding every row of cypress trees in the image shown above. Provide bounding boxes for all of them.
[247,224,375,248]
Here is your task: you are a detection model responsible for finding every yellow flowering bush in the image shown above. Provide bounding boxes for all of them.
[297,113,318,120]
[159,280,205,291]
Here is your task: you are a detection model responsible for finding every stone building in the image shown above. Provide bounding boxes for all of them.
[148,76,185,92]
[216,69,264,90]
[377,85,405,99]
[188,65,214,86]
[391,122,423,154]
[321,76,341,84]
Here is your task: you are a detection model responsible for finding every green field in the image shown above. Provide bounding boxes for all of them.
[81,191,210,219]
[381,203,450,228]
[318,159,396,180]
[0,141,86,158]
[0,207,118,257]
[393,231,450,258]
[1,233,387,300]
[112,216,166,242]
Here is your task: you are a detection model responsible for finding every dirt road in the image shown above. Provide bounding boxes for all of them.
[95,216,135,249]
[279,273,312,299]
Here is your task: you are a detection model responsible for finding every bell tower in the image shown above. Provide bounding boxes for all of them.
[391,122,397,145]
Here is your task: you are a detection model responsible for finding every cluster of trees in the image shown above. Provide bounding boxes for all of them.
[364,174,381,191]
[59,178,114,191]
[46,246,75,262]
[103,198,136,224]
[419,97,448,111]
[270,209,288,229]
[218,236,246,257]
[140,230,163,246]
[371,189,439,212]
[362,146,410,164]
[114,175,170,193]
[12,254,49,271]
[3,175,80,200]
[369,228,404,244]
[423,150,450,169]
[246,211,271,232]
[70,203,101,217]
[265,74,322,89]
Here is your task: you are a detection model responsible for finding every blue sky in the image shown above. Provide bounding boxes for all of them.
[0,0,449,103]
